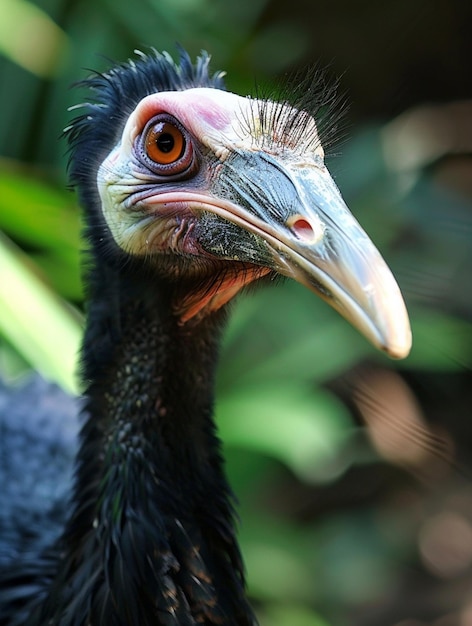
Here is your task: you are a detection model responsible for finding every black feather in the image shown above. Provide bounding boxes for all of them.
[0,50,257,625]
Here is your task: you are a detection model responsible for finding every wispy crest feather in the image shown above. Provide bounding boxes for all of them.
[238,65,348,157]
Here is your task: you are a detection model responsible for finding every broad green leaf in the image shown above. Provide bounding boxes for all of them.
[31,252,82,301]
[220,282,373,390]
[0,166,82,299]
[0,0,69,77]
[227,321,369,387]
[0,166,80,252]
[0,232,82,393]
[217,383,353,482]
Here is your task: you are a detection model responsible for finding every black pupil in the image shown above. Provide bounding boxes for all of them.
[157,133,174,153]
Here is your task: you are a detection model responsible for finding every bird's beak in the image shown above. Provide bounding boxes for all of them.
[207,150,411,359]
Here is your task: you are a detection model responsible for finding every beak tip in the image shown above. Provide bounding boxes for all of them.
[383,337,412,360]
[379,323,412,360]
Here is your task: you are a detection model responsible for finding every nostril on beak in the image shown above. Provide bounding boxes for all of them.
[287,215,323,244]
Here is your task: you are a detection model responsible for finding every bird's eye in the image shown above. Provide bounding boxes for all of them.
[145,121,185,165]
[140,115,196,177]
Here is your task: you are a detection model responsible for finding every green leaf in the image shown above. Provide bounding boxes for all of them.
[0,165,80,252]
[220,282,373,390]
[217,382,353,482]
[0,165,82,299]
[0,232,82,393]
[0,0,69,77]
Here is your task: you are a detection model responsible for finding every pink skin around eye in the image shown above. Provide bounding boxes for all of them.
[129,89,237,145]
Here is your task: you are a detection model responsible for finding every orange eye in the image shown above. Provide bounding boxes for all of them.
[139,114,196,178]
[145,121,185,165]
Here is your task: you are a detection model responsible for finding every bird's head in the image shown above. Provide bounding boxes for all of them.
[67,49,411,359]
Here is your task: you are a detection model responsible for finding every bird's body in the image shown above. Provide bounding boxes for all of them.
[0,50,411,625]
[0,376,78,569]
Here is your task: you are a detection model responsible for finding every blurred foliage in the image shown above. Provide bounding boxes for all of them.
[1,0,472,625]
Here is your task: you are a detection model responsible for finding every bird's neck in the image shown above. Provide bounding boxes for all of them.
[42,269,255,625]
[82,274,223,483]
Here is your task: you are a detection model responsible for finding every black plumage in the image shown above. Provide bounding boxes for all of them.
[0,376,79,569]
[0,49,411,625]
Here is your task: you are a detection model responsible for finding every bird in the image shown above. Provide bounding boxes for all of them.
[0,48,411,625]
